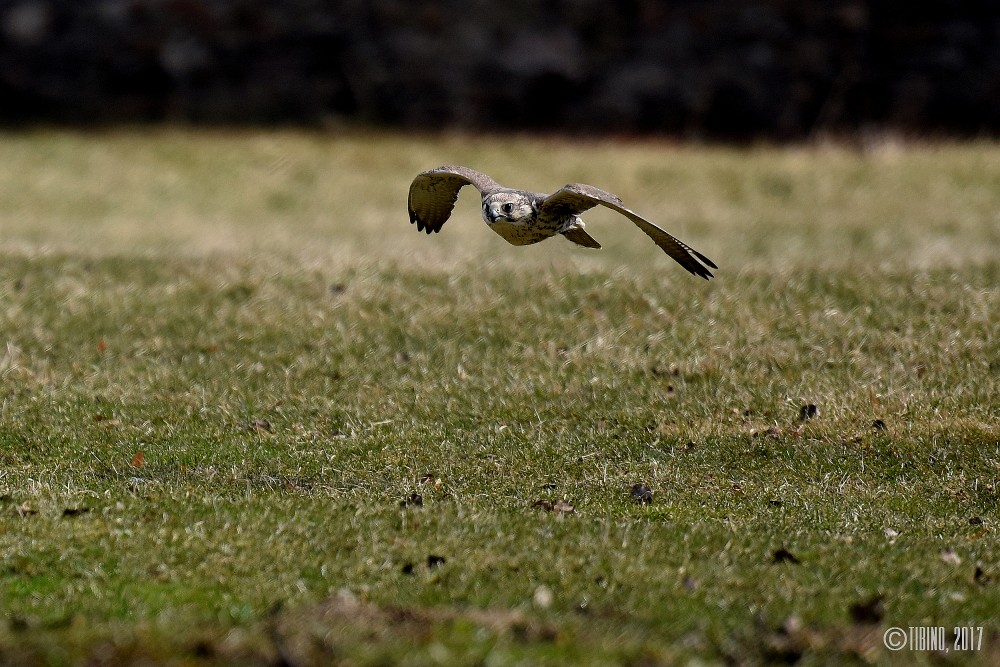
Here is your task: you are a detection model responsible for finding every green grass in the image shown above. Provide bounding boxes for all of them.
[0,129,998,665]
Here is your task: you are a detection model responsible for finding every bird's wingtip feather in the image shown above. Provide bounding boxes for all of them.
[699,253,719,270]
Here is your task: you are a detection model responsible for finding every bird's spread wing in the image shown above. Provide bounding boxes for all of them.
[407,165,502,234]
[539,183,718,279]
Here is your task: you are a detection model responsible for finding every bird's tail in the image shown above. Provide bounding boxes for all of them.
[561,224,602,249]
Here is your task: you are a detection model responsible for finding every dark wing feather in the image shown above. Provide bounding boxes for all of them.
[407,165,503,234]
[539,184,718,279]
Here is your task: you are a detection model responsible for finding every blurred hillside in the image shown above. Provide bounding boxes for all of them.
[2,0,999,139]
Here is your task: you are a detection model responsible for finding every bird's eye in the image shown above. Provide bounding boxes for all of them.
[502,202,514,215]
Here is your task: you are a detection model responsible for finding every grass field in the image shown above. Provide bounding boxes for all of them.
[0,129,998,665]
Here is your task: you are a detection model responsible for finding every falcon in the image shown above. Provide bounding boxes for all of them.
[407,165,717,279]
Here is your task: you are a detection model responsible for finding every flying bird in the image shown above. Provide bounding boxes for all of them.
[407,165,717,279]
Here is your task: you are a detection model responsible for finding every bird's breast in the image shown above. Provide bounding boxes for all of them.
[487,220,553,246]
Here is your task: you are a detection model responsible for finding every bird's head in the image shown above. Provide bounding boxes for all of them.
[482,192,534,225]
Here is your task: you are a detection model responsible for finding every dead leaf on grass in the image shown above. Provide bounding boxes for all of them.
[532,498,575,514]
[848,594,884,624]
[15,502,37,517]
[752,425,783,439]
[940,549,962,566]
[61,507,91,518]
[630,484,653,504]
[553,500,575,514]
[649,363,680,377]
[869,389,880,408]
[798,404,818,421]
[129,450,144,468]
[93,415,121,426]
[772,548,800,564]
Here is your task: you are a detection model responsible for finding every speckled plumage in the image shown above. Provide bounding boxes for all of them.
[407,165,717,279]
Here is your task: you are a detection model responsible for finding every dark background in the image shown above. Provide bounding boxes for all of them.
[3,0,999,139]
